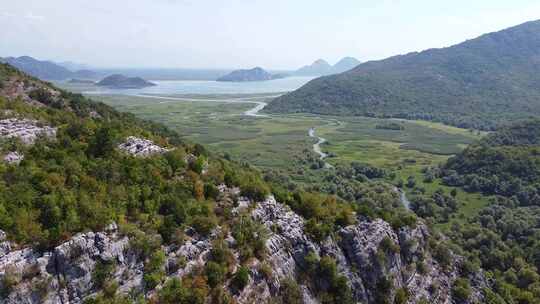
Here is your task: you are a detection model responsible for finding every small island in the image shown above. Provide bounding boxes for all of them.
[96,74,156,89]
[68,78,95,84]
[217,67,286,82]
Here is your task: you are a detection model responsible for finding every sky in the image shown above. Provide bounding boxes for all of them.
[1,0,540,70]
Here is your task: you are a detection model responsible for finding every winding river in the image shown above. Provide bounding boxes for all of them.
[394,187,411,210]
[83,92,272,117]
[308,128,333,169]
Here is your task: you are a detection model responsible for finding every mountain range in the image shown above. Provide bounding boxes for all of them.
[0,56,97,80]
[294,57,361,76]
[267,20,540,130]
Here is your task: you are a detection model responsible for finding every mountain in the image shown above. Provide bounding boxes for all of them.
[294,57,361,76]
[0,56,98,81]
[96,74,156,88]
[295,59,333,76]
[332,57,361,73]
[57,60,91,71]
[0,61,494,303]
[268,20,540,130]
[216,67,286,82]
[1,56,75,80]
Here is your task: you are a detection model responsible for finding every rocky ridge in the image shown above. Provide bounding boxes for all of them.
[0,187,488,304]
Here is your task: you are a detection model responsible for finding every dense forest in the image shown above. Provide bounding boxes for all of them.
[266,20,540,130]
[404,120,540,303]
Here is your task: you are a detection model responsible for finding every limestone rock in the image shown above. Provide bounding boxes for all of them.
[0,193,489,304]
[0,118,57,144]
[3,151,24,164]
[118,136,170,157]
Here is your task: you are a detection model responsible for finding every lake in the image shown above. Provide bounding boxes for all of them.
[77,76,314,95]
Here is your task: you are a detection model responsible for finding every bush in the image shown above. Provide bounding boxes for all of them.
[231,266,250,291]
[452,278,471,303]
[205,261,226,288]
[394,288,409,304]
[279,278,303,304]
[191,215,217,236]
[29,88,54,105]
[92,261,115,289]
[0,267,20,298]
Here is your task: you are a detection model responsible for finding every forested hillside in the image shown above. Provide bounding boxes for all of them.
[412,120,540,303]
[267,20,540,130]
[0,63,484,304]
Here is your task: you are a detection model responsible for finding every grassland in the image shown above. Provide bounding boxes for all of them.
[84,92,490,226]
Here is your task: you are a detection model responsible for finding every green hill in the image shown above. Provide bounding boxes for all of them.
[267,20,540,130]
[442,119,540,197]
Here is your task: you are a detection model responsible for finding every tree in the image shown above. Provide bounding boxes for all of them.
[88,126,116,158]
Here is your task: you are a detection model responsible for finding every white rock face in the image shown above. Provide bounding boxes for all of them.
[3,151,24,164]
[0,118,57,144]
[118,136,170,157]
[0,193,489,304]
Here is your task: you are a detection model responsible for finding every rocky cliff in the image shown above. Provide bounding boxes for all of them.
[0,189,488,304]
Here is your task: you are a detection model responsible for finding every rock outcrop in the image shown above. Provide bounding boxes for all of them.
[0,192,488,304]
[118,136,170,157]
[3,151,23,164]
[0,118,57,144]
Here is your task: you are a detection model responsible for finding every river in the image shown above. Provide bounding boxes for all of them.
[308,128,333,169]
[83,92,272,117]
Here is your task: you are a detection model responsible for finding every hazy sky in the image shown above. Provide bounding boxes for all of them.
[1,0,539,69]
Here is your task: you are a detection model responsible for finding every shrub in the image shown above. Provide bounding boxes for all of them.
[0,267,21,298]
[452,278,471,303]
[231,266,249,291]
[205,261,226,288]
[92,261,116,289]
[279,278,303,304]
[394,288,409,304]
[191,215,217,236]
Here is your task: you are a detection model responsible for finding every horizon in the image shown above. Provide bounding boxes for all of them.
[1,1,540,70]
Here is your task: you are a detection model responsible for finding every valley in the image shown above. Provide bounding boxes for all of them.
[59,83,489,228]
[4,5,540,301]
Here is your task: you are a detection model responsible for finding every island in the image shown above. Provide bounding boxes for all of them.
[217,67,286,82]
[96,74,156,89]
[68,78,95,84]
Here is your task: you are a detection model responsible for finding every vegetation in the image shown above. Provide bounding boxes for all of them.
[267,20,540,130]
[300,253,354,304]
[408,120,540,302]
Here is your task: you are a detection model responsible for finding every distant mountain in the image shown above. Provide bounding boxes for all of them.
[0,56,98,81]
[68,78,96,84]
[295,59,333,76]
[216,67,286,82]
[57,61,91,72]
[332,57,361,73]
[96,74,156,89]
[268,20,540,130]
[294,57,361,76]
[1,56,74,80]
